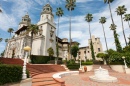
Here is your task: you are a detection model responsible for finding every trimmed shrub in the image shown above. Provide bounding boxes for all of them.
[81,61,93,65]
[30,55,62,64]
[67,63,80,69]
[47,60,63,64]
[0,64,22,85]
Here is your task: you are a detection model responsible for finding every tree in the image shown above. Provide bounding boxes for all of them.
[85,13,95,60]
[65,0,76,59]
[27,24,39,55]
[56,7,64,63]
[1,50,5,57]
[71,45,79,61]
[47,47,54,60]
[116,5,127,46]
[5,39,8,43]
[104,0,122,52]
[96,53,107,64]
[123,14,130,29]
[109,24,122,52]
[99,17,108,51]
[0,38,2,42]
[7,28,14,38]
[0,9,2,13]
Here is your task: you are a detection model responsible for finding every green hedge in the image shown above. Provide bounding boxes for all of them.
[0,64,22,85]
[81,61,93,65]
[47,60,63,64]
[30,55,62,64]
[109,61,124,65]
[67,64,80,69]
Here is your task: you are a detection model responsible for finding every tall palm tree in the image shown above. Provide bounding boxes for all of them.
[104,0,122,52]
[56,7,64,63]
[116,5,127,46]
[7,28,14,38]
[109,24,122,52]
[104,0,114,24]
[85,13,95,60]
[65,0,76,59]
[0,38,3,42]
[99,17,108,51]
[123,14,130,29]
[27,24,39,55]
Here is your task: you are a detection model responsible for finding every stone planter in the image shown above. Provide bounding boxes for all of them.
[20,78,32,86]
[110,65,125,73]
[81,65,93,72]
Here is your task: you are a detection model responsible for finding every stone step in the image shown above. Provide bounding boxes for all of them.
[32,81,57,86]
[45,83,61,86]
[33,78,54,83]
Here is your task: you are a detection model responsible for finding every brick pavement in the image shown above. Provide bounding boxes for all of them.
[62,65,130,86]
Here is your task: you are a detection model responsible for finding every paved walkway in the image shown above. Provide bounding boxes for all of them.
[62,66,130,86]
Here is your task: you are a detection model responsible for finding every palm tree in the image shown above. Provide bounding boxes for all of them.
[5,39,8,43]
[109,24,122,52]
[99,17,108,51]
[85,13,95,60]
[123,14,130,29]
[0,9,2,13]
[116,5,127,46]
[104,0,122,52]
[104,0,114,24]
[0,38,3,42]
[65,0,76,59]
[27,24,39,55]
[7,28,14,38]
[56,7,64,63]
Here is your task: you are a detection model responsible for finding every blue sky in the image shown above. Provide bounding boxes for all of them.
[0,0,130,54]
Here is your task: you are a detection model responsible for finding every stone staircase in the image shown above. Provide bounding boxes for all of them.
[61,65,70,71]
[27,64,66,86]
[0,58,66,86]
[32,76,61,86]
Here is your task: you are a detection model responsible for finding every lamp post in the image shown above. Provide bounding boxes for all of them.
[22,46,31,79]
[80,58,81,68]
[122,56,128,69]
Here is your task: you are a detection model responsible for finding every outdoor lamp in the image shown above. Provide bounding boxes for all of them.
[22,46,31,79]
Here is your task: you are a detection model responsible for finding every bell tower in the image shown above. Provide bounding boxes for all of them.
[40,3,54,22]
[18,13,31,29]
[37,3,56,56]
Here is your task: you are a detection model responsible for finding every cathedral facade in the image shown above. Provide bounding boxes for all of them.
[4,3,103,61]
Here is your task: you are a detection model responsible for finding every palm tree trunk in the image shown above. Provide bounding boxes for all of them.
[108,3,114,24]
[88,22,92,39]
[121,15,127,46]
[102,24,108,51]
[69,8,72,60]
[56,17,60,64]
[30,32,33,55]
[128,21,130,29]
[88,22,95,60]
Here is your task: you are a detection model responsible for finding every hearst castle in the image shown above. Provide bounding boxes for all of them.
[4,3,103,61]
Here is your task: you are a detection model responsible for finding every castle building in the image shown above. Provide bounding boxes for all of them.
[4,3,103,61]
[77,35,103,61]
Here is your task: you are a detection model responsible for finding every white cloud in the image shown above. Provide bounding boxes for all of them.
[58,0,130,51]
